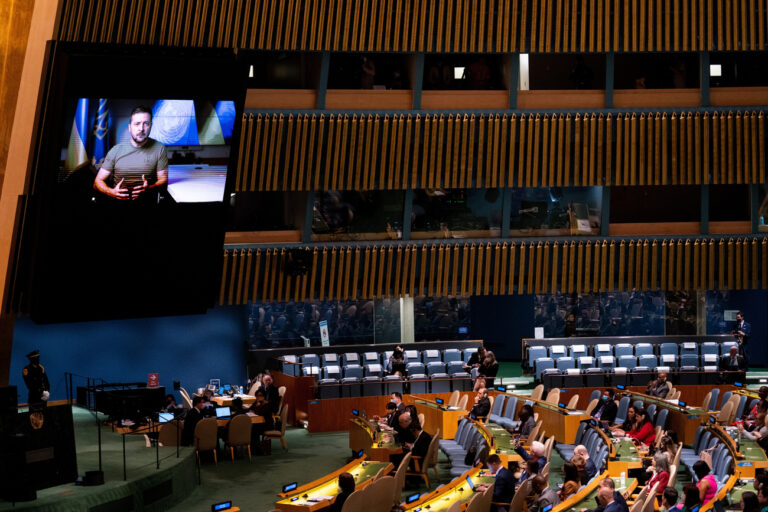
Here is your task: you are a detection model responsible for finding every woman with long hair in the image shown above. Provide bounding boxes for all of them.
[559,461,581,500]
[693,460,718,505]
[628,407,655,445]
[680,486,702,512]
[646,452,671,497]
[741,491,760,512]
[610,405,637,434]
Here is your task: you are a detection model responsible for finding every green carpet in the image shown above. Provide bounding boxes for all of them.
[0,407,196,512]
[167,427,458,512]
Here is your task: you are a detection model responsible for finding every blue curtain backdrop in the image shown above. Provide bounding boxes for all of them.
[10,306,249,403]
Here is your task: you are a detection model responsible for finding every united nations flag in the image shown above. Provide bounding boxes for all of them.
[91,98,110,169]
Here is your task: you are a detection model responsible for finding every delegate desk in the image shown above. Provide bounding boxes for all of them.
[557,474,638,512]
[484,422,523,467]
[348,416,402,462]
[709,420,768,479]
[620,390,707,444]
[275,456,391,511]
[210,395,257,407]
[607,438,643,475]
[403,466,495,511]
[501,392,590,444]
[409,396,468,439]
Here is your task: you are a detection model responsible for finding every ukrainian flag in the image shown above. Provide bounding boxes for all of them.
[65,98,89,171]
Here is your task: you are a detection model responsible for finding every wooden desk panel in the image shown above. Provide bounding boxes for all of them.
[409,397,469,439]
[496,392,589,444]
[308,392,473,433]
[273,371,316,426]
[275,457,391,511]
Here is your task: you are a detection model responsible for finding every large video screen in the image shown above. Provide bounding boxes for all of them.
[58,98,236,203]
[16,48,245,323]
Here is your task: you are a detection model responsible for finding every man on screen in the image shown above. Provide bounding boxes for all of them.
[93,105,168,201]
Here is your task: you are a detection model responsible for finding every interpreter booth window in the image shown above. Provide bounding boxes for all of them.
[247,300,377,349]
[311,190,405,241]
[423,54,509,90]
[528,54,606,90]
[534,292,665,338]
[664,291,697,335]
[414,297,471,341]
[227,191,307,233]
[410,188,502,240]
[509,187,602,236]
[374,299,402,343]
[709,52,768,87]
[710,185,750,223]
[614,53,700,89]
[328,53,412,90]
[610,186,700,224]
[705,291,748,335]
[246,52,322,89]
[758,185,768,232]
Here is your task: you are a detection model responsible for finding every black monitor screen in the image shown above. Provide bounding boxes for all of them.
[282,482,298,493]
[406,493,420,504]
[435,398,444,405]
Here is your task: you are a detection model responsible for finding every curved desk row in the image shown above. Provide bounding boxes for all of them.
[403,466,495,511]
[275,456,392,511]
[349,416,402,462]
[619,389,708,443]
[490,391,591,445]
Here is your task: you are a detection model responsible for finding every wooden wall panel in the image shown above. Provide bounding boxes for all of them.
[235,109,768,191]
[0,0,35,193]
[56,0,768,52]
[220,236,768,304]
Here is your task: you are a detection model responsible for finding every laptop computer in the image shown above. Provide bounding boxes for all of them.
[215,406,231,420]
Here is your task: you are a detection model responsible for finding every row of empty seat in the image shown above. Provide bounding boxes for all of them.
[316,374,473,399]
[532,354,729,380]
[680,426,733,486]
[439,419,492,477]
[281,347,479,377]
[527,341,738,373]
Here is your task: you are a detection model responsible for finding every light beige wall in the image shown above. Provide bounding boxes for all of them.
[0,0,60,384]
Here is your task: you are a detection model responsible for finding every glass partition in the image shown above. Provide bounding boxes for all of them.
[411,188,503,240]
[509,187,602,236]
[312,190,405,241]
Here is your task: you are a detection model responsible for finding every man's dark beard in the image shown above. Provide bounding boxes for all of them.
[131,133,148,146]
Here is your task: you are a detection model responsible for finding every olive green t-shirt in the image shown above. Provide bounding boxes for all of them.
[101,139,168,188]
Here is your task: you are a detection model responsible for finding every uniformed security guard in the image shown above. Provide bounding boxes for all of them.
[22,350,50,409]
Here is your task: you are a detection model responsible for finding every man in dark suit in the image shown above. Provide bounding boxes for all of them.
[574,445,598,480]
[590,389,618,424]
[476,454,516,511]
[586,478,629,512]
[390,412,432,470]
[262,374,281,414]
[181,396,205,446]
[599,486,625,512]
[720,345,748,372]
[732,311,751,355]
[529,475,560,512]
[470,387,491,420]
